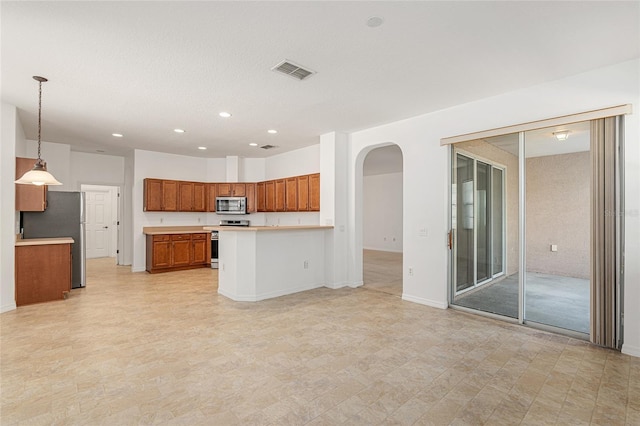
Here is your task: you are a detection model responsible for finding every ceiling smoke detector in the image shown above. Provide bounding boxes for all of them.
[260,144,278,150]
[271,60,315,81]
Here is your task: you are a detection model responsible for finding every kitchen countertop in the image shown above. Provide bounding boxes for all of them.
[15,237,75,247]
[142,226,213,235]
[143,225,334,235]
[203,225,334,232]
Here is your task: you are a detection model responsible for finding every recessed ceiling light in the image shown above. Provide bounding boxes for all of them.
[219,112,232,118]
[112,133,123,138]
[267,129,278,134]
[249,143,258,147]
[198,146,207,150]
[174,128,185,133]
[553,130,570,141]
[366,16,384,28]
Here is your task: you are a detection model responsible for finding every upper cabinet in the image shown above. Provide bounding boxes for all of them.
[297,175,309,211]
[162,180,178,211]
[15,157,47,212]
[144,174,320,213]
[285,177,297,211]
[178,181,206,212]
[143,179,178,212]
[309,173,320,211]
[217,183,245,197]
[246,183,256,213]
[206,183,217,212]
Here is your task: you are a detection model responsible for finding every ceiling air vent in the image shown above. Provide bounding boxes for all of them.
[271,60,315,81]
[260,144,278,150]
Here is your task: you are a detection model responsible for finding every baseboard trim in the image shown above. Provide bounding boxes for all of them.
[1,302,17,313]
[218,283,324,302]
[131,266,146,273]
[402,294,448,309]
[622,343,640,358]
[324,281,363,289]
[363,247,403,254]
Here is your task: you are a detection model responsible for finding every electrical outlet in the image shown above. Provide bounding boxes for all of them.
[304,260,309,269]
[409,267,414,276]
[197,217,201,223]
[160,217,163,224]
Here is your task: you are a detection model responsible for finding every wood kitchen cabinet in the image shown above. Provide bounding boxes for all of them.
[285,177,297,211]
[217,183,245,197]
[206,183,217,212]
[15,241,72,306]
[150,235,171,268]
[257,182,266,212]
[16,157,47,212]
[275,179,286,212]
[143,174,320,213]
[171,234,191,267]
[191,233,208,264]
[146,232,210,273]
[162,180,178,211]
[265,181,275,212]
[144,179,179,212]
[246,183,257,213]
[178,181,206,212]
[309,173,320,211]
[297,175,309,211]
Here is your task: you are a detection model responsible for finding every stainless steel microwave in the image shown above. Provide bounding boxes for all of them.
[215,196,247,214]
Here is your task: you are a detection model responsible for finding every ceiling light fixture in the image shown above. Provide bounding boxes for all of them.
[267,129,278,134]
[553,130,570,141]
[15,76,62,186]
[112,133,123,138]
[198,146,207,150]
[249,143,258,147]
[219,112,232,118]
[174,128,185,133]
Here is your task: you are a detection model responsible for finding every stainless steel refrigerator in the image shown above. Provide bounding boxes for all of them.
[21,191,86,288]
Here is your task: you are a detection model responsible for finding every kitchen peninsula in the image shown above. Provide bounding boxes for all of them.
[15,237,74,306]
[204,225,333,302]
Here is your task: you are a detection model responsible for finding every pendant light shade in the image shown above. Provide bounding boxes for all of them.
[15,76,62,186]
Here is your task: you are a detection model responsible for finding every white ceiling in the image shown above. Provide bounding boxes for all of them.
[2,1,638,159]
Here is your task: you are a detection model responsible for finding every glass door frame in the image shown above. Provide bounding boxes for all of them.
[451,148,507,297]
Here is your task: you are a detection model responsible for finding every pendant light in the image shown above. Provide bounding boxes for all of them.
[15,76,62,186]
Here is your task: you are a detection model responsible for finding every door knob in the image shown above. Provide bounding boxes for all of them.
[103,226,109,229]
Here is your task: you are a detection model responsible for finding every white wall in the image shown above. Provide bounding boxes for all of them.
[1,103,20,312]
[346,59,640,356]
[265,145,320,180]
[70,152,125,189]
[363,172,403,252]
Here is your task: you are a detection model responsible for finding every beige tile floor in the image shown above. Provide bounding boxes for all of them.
[363,250,403,297]
[1,257,639,425]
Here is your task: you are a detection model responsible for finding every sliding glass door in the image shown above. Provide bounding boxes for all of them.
[451,136,513,317]
[449,123,598,337]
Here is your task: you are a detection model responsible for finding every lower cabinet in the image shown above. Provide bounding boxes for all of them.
[15,243,72,306]
[146,233,211,273]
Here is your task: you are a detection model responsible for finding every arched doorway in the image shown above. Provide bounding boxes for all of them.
[358,144,404,296]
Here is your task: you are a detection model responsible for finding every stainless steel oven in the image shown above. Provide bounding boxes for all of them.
[211,230,219,269]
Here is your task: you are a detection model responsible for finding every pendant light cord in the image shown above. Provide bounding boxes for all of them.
[37,79,42,161]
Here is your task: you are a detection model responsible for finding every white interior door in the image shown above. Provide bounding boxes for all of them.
[85,189,112,258]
